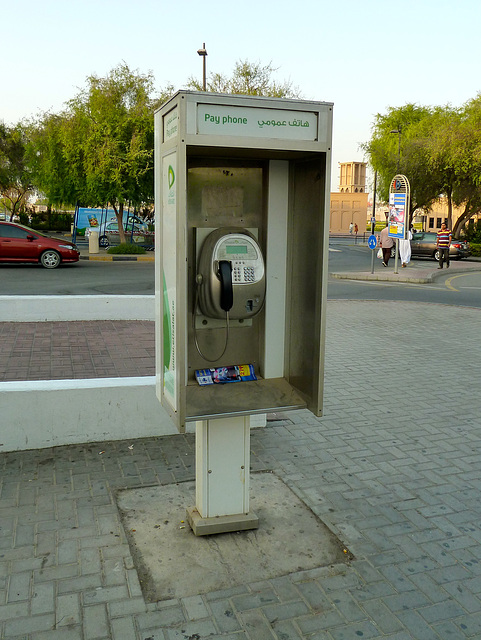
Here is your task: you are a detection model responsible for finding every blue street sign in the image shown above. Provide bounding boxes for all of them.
[368,234,377,250]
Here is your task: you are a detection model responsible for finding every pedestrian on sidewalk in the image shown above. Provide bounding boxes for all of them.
[399,226,413,268]
[436,222,452,269]
[378,223,394,267]
[349,222,353,234]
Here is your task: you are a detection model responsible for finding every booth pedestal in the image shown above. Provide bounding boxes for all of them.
[88,229,99,254]
[186,415,259,536]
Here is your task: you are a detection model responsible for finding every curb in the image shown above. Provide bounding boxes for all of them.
[330,263,481,284]
[79,254,155,262]
[330,272,432,284]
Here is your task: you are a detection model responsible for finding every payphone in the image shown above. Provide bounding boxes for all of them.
[154,91,333,534]
[196,228,266,320]
[193,227,266,361]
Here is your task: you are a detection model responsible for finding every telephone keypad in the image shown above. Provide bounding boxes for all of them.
[233,261,257,283]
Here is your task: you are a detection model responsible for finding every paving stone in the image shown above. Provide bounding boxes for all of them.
[7,571,31,602]
[110,615,138,640]
[231,590,279,612]
[56,592,81,627]
[208,598,242,633]
[4,612,55,636]
[235,610,276,640]
[83,603,109,639]
[31,581,55,615]
[2,301,481,639]
[181,595,209,621]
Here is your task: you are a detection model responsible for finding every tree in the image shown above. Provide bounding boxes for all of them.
[65,64,158,242]
[363,104,440,221]
[0,122,34,220]
[27,112,88,207]
[29,64,172,243]
[364,100,481,235]
[448,95,481,235]
[187,59,301,98]
[424,106,466,230]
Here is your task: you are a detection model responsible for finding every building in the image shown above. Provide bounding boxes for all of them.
[338,162,367,193]
[330,162,369,233]
[414,198,481,233]
[330,163,481,235]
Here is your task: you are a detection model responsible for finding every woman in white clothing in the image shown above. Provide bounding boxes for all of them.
[399,227,413,268]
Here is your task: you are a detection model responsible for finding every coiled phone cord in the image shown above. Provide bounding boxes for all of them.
[192,277,230,362]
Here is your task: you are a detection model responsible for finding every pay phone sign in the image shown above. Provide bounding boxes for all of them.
[197,104,320,142]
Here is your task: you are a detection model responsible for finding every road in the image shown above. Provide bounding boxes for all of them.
[0,260,155,296]
[328,242,481,308]
[2,243,481,308]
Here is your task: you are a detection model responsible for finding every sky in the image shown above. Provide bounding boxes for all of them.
[2,0,481,192]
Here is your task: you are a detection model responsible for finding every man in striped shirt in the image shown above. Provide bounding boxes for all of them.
[436,222,452,269]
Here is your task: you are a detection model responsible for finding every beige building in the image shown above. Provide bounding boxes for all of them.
[330,162,368,233]
[415,198,481,233]
[330,163,481,235]
[338,162,367,193]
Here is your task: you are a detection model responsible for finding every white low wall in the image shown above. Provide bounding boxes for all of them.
[0,296,265,452]
[0,295,154,321]
[0,377,184,452]
[0,295,165,452]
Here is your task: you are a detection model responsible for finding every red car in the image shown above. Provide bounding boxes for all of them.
[0,222,80,268]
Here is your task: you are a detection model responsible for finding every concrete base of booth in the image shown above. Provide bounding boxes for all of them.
[186,506,259,536]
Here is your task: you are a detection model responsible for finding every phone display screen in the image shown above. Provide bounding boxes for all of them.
[226,245,247,254]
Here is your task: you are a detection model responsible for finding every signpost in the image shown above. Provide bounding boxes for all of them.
[368,234,377,274]
[388,174,410,273]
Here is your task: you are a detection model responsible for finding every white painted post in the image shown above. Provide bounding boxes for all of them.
[187,415,259,535]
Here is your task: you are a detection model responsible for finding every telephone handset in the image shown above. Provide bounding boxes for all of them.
[197,228,266,320]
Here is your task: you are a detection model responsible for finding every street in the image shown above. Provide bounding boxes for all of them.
[328,243,481,308]
[1,243,481,308]
[0,260,155,296]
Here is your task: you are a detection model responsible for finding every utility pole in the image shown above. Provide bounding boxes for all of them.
[370,171,377,274]
[197,43,208,91]
[390,126,402,172]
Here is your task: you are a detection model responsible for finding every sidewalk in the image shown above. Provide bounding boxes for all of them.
[331,254,481,284]
[1,300,481,639]
[0,320,154,382]
[78,245,155,262]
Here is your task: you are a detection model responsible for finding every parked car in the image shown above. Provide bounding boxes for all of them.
[98,221,154,249]
[0,222,80,268]
[97,216,148,242]
[410,231,470,261]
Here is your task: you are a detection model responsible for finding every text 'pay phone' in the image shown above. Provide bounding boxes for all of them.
[194,228,266,361]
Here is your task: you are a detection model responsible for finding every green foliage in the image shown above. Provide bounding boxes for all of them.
[468,243,481,257]
[26,63,173,244]
[28,213,72,231]
[463,220,481,243]
[65,63,158,212]
[0,122,34,218]
[362,104,438,215]
[363,96,481,232]
[187,59,301,98]
[107,242,146,255]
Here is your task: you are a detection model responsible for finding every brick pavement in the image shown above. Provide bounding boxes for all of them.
[1,300,481,639]
[0,320,154,381]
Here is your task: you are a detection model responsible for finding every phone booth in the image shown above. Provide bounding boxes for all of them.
[154,91,333,534]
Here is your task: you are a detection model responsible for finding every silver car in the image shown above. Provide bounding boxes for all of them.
[411,232,470,260]
[99,221,154,249]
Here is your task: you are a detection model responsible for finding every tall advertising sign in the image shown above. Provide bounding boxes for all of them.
[162,153,177,411]
[388,174,410,239]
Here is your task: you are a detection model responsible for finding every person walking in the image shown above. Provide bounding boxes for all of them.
[436,222,452,269]
[349,222,353,234]
[379,223,394,267]
[399,226,413,268]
